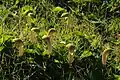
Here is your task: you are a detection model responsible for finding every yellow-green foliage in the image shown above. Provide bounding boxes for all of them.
[0,0,120,80]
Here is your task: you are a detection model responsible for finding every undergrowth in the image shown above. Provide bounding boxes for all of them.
[0,0,120,80]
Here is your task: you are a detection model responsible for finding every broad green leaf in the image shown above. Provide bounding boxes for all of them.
[61,12,69,17]
[3,35,11,42]
[25,49,36,54]
[15,0,19,5]
[22,5,33,15]
[74,31,83,36]
[54,59,63,63]
[114,74,120,80]
[42,50,49,56]
[52,7,64,13]
[80,50,92,58]
[111,40,120,45]
[0,37,3,44]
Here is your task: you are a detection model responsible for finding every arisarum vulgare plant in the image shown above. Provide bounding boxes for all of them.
[42,35,52,55]
[102,48,112,65]
[66,43,75,68]
[13,38,24,57]
[30,27,40,43]
[47,28,56,37]
[42,28,56,56]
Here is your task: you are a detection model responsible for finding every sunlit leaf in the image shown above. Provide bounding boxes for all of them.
[91,39,98,47]
[111,40,120,45]
[25,49,36,54]
[52,7,65,13]
[61,12,69,17]
[110,6,117,12]
[22,5,33,15]
[0,46,4,51]
[0,37,3,44]
[42,50,49,56]
[114,74,120,80]
[80,50,92,58]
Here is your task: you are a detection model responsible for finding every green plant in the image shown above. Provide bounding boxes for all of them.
[0,0,120,80]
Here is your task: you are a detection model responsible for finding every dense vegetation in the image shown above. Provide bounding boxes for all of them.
[0,0,120,80]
